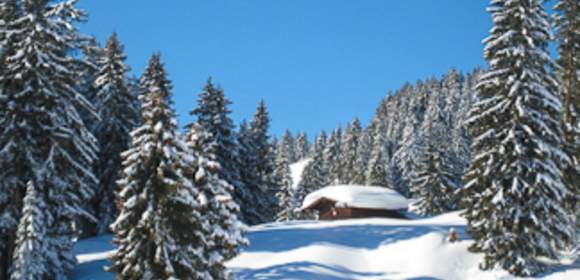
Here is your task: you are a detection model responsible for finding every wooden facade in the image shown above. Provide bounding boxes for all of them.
[306,198,407,220]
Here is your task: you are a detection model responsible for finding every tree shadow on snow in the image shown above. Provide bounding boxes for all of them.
[233,261,396,280]
[532,255,580,279]
[245,223,468,253]
[69,259,114,280]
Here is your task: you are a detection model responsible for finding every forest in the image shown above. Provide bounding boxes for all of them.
[0,0,578,279]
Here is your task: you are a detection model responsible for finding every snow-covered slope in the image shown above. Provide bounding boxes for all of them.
[72,212,579,280]
[290,159,311,190]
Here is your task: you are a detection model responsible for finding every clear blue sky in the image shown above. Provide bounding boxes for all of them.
[77,0,490,137]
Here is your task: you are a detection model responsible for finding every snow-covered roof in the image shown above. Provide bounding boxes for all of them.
[300,185,409,211]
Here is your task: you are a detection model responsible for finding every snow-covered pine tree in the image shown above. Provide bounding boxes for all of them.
[236,119,272,225]
[0,1,18,274]
[0,1,99,278]
[274,145,300,221]
[463,0,573,276]
[0,0,16,57]
[312,131,327,156]
[9,181,50,280]
[451,69,481,178]
[184,122,248,279]
[75,36,102,120]
[365,121,392,187]
[110,54,213,279]
[392,82,429,197]
[300,135,329,193]
[190,78,249,224]
[353,127,372,184]
[295,132,310,160]
[279,130,296,163]
[323,126,342,185]
[365,143,389,187]
[91,32,140,235]
[410,119,460,216]
[554,0,580,242]
[339,118,362,184]
[249,100,278,222]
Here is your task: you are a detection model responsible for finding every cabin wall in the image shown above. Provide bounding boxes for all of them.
[318,207,407,220]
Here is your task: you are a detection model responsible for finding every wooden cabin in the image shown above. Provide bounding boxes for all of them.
[300,185,409,220]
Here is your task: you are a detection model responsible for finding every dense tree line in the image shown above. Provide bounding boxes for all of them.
[274,68,480,219]
[275,1,579,276]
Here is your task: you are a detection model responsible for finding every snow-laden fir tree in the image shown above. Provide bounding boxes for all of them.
[279,130,296,163]
[110,54,213,279]
[463,0,574,276]
[295,132,310,160]
[75,36,103,127]
[236,120,271,225]
[274,145,300,221]
[352,128,372,185]
[184,122,248,279]
[338,118,362,184]
[0,0,16,57]
[451,70,481,177]
[0,1,18,274]
[410,119,460,216]
[190,78,249,223]
[392,82,428,198]
[300,135,329,193]
[0,1,99,278]
[249,100,278,222]
[365,143,389,187]
[9,181,50,280]
[91,32,140,235]
[365,122,392,187]
[323,126,342,185]
[312,131,327,156]
[554,0,580,242]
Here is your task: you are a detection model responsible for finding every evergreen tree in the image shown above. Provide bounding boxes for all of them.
[323,126,342,185]
[463,0,573,276]
[274,146,299,221]
[75,36,103,124]
[410,122,460,216]
[0,0,16,55]
[279,130,296,163]
[554,0,580,242]
[300,136,329,193]
[312,131,327,156]
[9,181,50,280]
[0,1,99,278]
[339,118,362,184]
[184,123,248,279]
[110,54,212,279]
[249,100,277,222]
[365,125,391,188]
[353,128,372,184]
[295,132,310,160]
[236,120,270,225]
[91,33,140,235]
[190,78,249,224]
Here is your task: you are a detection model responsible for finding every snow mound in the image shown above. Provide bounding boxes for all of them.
[72,211,579,280]
[300,185,409,211]
[290,159,311,190]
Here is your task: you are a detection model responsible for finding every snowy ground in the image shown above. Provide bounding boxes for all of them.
[71,212,579,280]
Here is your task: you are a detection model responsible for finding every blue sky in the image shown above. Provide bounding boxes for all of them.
[77,0,490,137]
